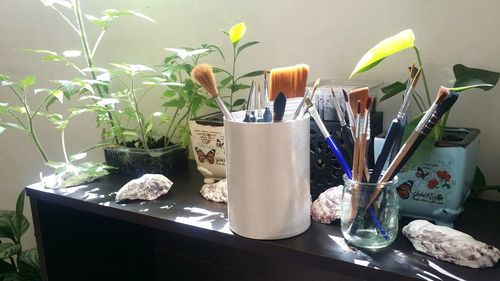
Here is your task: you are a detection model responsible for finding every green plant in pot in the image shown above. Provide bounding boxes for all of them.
[186,22,263,181]
[0,190,41,281]
[0,73,111,188]
[350,29,500,225]
[38,0,198,177]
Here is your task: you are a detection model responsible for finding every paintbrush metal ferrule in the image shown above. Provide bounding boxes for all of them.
[304,97,330,137]
[292,89,311,120]
[331,89,346,126]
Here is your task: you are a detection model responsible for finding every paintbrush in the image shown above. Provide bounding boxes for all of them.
[243,81,255,122]
[342,89,356,139]
[304,96,389,239]
[304,97,352,179]
[292,78,320,120]
[388,66,422,161]
[370,67,422,182]
[269,64,309,100]
[364,87,455,211]
[191,63,234,121]
[349,87,370,181]
[331,89,353,165]
[273,92,287,122]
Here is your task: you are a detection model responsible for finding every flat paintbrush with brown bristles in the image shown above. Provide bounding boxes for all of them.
[269,64,309,100]
[191,63,234,121]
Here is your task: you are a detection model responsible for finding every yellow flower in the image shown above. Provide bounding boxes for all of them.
[229,22,246,45]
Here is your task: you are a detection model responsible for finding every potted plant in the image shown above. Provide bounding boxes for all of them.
[350,29,499,226]
[39,0,218,177]
[0,74,111,187]
[187,22,262,181]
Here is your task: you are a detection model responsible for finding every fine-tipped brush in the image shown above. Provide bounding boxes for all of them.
[292,78,320,120]
[305,96,389,240]
[262,70,272,122]
[269,64,309,100]
[342,89,356,134]
[191,63,234,121]
[349,87,370,181]
[364,87,456,210]
[304,97,352,179]
[370,67,422,182]
[388,66,422,162]
[243,81,255,122]
[331,89,353,165]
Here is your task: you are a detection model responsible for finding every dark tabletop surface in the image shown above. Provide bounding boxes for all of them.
[26,161,500,281]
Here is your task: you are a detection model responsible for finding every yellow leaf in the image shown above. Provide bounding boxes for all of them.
[350,29,415,78]
[229,22,246,45]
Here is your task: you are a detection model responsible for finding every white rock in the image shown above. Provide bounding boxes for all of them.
[310,185,343,224]
[403,220,500,268]
[115,174,173,201]
[200,179,227,203]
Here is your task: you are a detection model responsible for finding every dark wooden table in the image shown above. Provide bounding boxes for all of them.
[26,161,500,281]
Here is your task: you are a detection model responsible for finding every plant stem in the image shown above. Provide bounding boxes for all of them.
[164,107,179,146]
[9,256,17,271]
[73,0,122,144]
[168,102,192,143]
[51,5,81,35]
[91,30,106,58]
[9,86,50,162]
[413,46,432,108]
[230,45,237,111]
[129,75,149,149]
[411,90,426,113]
[61,129,69,163]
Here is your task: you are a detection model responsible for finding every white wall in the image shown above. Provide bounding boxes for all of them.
[1,0,499,250]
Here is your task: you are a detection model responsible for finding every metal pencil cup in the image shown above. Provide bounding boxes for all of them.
[340,175,399,248]
[224,112,311,239]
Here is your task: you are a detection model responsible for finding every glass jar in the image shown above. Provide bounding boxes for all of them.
[340,175,399,249]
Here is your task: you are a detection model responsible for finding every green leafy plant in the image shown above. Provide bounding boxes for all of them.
[350,29,500,167]
[216,22,263,111]
[0,75,110,187]
[0,190,41,281]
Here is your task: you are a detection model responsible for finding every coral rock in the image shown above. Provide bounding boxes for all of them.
[116,174,173,201]
[200,179,227,203]
[311,185,343,224]
[403,220,500,268]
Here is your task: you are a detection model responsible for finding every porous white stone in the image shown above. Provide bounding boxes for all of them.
[115,174,173,201]
[310,185,343,224]
[200,179,227,203]
[403,220,500,268]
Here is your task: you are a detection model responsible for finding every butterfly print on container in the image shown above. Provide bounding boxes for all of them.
[195,147,216,164]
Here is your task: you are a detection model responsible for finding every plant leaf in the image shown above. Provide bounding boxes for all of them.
[14,190,25,243]
[236,41,259,57]
[62,50,81,58]
[453,64,499,90]
[17,249,41,281]
[0,122,26,132]
[52,89,64,103]
[380,81,407,102]
[69,152,87,162]
[232,98,246,107]
[0,243,21,259]
[164,48,209,60]
[236,70,264,81]
[350,29,415,78]
[449,84,494,92]
[228,22,247,45]
[18,76,36,90]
